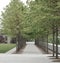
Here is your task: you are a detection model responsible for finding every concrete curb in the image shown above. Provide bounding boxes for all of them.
[5,47,16,54]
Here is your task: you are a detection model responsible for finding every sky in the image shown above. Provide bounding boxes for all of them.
[0,0,27,17]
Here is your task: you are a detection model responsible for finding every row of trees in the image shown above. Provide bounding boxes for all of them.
[1,0,60,58]
[27,0,60,59]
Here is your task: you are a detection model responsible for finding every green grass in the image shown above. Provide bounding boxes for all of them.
[0,44,16,53]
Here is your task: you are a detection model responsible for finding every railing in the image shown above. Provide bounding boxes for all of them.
[48,43,60,54]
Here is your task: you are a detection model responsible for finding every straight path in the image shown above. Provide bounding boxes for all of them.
[17,42,45,54]
[0,42,58,63]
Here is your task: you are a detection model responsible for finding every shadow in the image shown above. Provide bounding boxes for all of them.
[48,55,60,62]
[52,58,60,62]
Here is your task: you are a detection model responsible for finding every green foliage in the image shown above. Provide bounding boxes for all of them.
[1,0,60,40]
[0,44,16,53]
[1,0,25,37]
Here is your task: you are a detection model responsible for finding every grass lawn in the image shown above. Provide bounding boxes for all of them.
[0,44,16,53]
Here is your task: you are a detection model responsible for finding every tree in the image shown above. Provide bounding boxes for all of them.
[1,0,26,51]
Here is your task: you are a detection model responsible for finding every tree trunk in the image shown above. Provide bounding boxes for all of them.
[52,27,55,57]
[47,34,48,53]
[16,33,21,51]
[52,22,55,57]
[35,38,39,46]
[55,25,58,59]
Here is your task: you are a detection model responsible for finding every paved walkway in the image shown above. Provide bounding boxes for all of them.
[0,42,58,63]
[17,42,45,54]
[0,54,56,63]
